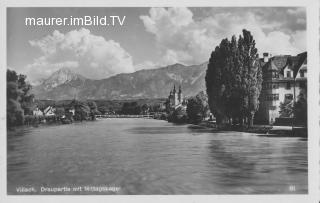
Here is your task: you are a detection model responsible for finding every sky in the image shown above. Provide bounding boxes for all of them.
[7,7,306,83]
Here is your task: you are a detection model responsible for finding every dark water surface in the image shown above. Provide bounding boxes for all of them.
[7,118,307,194]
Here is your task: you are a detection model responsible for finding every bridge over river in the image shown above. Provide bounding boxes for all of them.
[96,114,154,118]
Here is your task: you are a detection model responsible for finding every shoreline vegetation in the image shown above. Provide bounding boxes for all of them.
[7,30,307,138]
[7,69,306,137]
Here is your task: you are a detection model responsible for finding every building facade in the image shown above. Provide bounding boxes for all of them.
[255,52,307,124]
[32,107,43,116]
[166,85,186,110]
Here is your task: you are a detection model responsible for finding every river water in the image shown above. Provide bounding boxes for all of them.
[7,118,307,194]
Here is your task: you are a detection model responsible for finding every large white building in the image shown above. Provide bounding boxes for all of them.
[255,52,307,124]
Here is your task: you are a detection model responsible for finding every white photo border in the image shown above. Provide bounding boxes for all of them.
[0,0,319,203]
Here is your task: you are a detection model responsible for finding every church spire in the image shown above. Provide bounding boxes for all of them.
[173,84,176,93]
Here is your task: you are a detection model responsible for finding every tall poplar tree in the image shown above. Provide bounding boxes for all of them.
[205,29,262,126]
[205,38,231,125]
[237,30,262,126]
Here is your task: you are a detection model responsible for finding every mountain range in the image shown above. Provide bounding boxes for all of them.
[32,62,208,100]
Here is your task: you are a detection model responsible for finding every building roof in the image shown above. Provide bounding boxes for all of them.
[44,106,55,114]
[272,55,290,69]
[297,52,307,66]
[30,104,40,111]
[261,52,307,78]
[264,55,289,71]
[284,52,307,78]
[269,61,279,71]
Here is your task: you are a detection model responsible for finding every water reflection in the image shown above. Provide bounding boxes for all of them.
[7,119,307,194]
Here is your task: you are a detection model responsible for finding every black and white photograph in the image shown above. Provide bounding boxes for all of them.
[2,1,319,202]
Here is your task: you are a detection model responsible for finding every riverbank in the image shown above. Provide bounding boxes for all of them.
[7,118,97,132]
[192,121,307,138]
[9,115,307,138]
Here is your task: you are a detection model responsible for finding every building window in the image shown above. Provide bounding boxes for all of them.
[265,94,279,101]
[286,71,291,78]
[300,70,305,78]
[285,94,293,101]
[272,83,279,89]
[269,106,276,110]
[300,81,306,88]
[272,71,279,79]
[286,82,291,89]
[263,83,279,89]
[262,83,267,89]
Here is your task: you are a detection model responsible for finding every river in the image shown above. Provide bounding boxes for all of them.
[7,118,308,194]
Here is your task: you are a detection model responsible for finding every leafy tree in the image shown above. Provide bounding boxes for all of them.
[7,98,24,127]
[205,29,262,127]
[70,100,90,121]
[168,106,188,123]
[279,93,307,125]
[238,30,262,126]
[279,100,293,118]
[17,74,34,115]
[141,104,149,114]
[98,106,108,115]
[88,101,100,114]
[205,38,232,125]
[164,99,171,113]
[87,101,100,120]
[151,103,165,113]
[7,69,34,127]
[187,91,209,124]
[55,107,65,118]
[121,102,141,115]
[294,96,307,125]
[108,107,115,114]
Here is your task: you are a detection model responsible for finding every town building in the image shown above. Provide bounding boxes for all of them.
[43,106,56,117]
[255,52,307,124]
[32,107,43,116]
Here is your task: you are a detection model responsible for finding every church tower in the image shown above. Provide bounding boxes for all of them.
[169,89,173,107]
[178,85,182,103]
[167,84,184,110]
[172,85,178,106]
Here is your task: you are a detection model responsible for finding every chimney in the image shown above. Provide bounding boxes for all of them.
[263,52,269,62]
